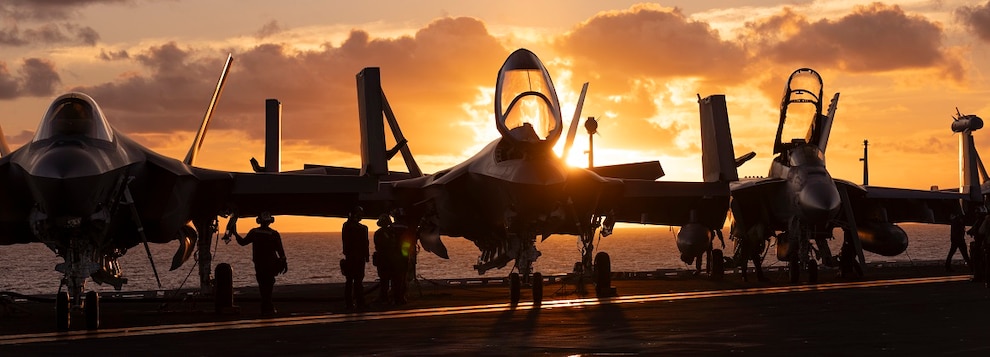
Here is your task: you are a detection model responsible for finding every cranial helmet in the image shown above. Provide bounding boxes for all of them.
[350,206,364,219]
[256,212,275,225]
[377,214,392,227]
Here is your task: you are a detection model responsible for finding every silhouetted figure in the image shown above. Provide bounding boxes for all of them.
[732,222,768,282]
[373,214,395,304]
[969,211,988,283]
[341,206,369,309]
[947,214,971,272]
[389,211,415,305]
[229,212,287,314]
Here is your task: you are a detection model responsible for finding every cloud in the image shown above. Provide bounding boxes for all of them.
[255,20,284,39]
[955,1,990,42]
[741,3,963,80]
[0,58,61,99]
[72,17,509,156]
[0,0,118,46]
[98,49,130,61]
[0,0,129,21]
[554,4,748,92]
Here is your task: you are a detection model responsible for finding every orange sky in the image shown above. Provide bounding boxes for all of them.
[3,1,990,231]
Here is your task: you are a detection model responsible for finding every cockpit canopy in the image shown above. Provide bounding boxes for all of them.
[33,92,114,143]
[774,68,824,154]
[494,49,562,144]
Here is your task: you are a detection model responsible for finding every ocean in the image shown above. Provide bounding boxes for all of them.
[0,224,959,296]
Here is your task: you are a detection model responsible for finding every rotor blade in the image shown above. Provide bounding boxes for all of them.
[184,54,233,166]
[561,82,589,160]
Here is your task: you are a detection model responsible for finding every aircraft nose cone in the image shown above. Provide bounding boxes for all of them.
[798,182,841,224]
[28,145,103,179]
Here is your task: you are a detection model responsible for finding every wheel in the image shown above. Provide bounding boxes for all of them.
[710,249,724,281]
[85,291,100,330]
[215,263,234,312]
[807,260,818,284]
[532,272,543,306]
[788,258,800,284]
[509,273,521,306]
[56,291,70,331]
[594,252,611,297]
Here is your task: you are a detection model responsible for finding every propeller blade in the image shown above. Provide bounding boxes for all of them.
[562,82,589,160]
[184,54,233,166]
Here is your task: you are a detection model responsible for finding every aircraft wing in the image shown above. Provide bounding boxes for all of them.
[836,179,966,224]
[605,180,730,228]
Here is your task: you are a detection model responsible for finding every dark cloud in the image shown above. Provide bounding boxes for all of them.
[955,1,990,42]
[742,3,963,79]
[20,58,61,96]
[0,58,61,100]
[554,4,749,93]
[0,0,117,46]
[73,17,508,155]
[0,64,18,99]
[1,0,129,21]
[98,49,130,61]
[255,20,284,39]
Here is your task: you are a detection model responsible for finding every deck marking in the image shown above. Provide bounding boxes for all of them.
[0,275,972,345]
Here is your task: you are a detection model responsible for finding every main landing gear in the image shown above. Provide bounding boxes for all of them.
[508,272,545,306]
[56,290,101,331]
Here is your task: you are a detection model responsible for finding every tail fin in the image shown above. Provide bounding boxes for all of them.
[561,82,589,160]
[952,110,984,202]
[356,67,422,178]
[698,94,739,183]
[817,92,839,153]
[183,54,233,166]
[0,123,10,157]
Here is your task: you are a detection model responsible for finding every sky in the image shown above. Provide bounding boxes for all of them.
[2,0,990,231]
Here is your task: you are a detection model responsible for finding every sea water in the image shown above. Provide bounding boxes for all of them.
[0,224,956,296]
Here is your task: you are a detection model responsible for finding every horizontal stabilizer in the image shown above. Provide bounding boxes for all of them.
[590,161,664,180]
[735,151,756,167]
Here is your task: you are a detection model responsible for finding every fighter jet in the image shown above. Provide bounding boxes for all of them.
[0,56,378,330]
[297,49,739,302]
[729,68,970,283]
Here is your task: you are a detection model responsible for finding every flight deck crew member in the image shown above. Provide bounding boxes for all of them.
[229,212,287,314]
[947,214,971,272]
[341,206,369,309]
[373,214,395,303]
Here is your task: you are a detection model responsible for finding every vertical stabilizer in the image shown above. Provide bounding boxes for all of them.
[357,68,388,177]
[0,123,10,157]
[184,54,233,166]
[264,99,281,172]
[952,112,983,202]
[817,92,839,153]
[699,94,739,182]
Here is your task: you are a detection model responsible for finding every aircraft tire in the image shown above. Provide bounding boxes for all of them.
[788,258,800,284]
[56,291,70,331]
[509,273,521,306]
[711,249,724,280]
[594,252,611,297]
[85,291,100,330]
[532,272,543,306]
[807,260,818,284]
